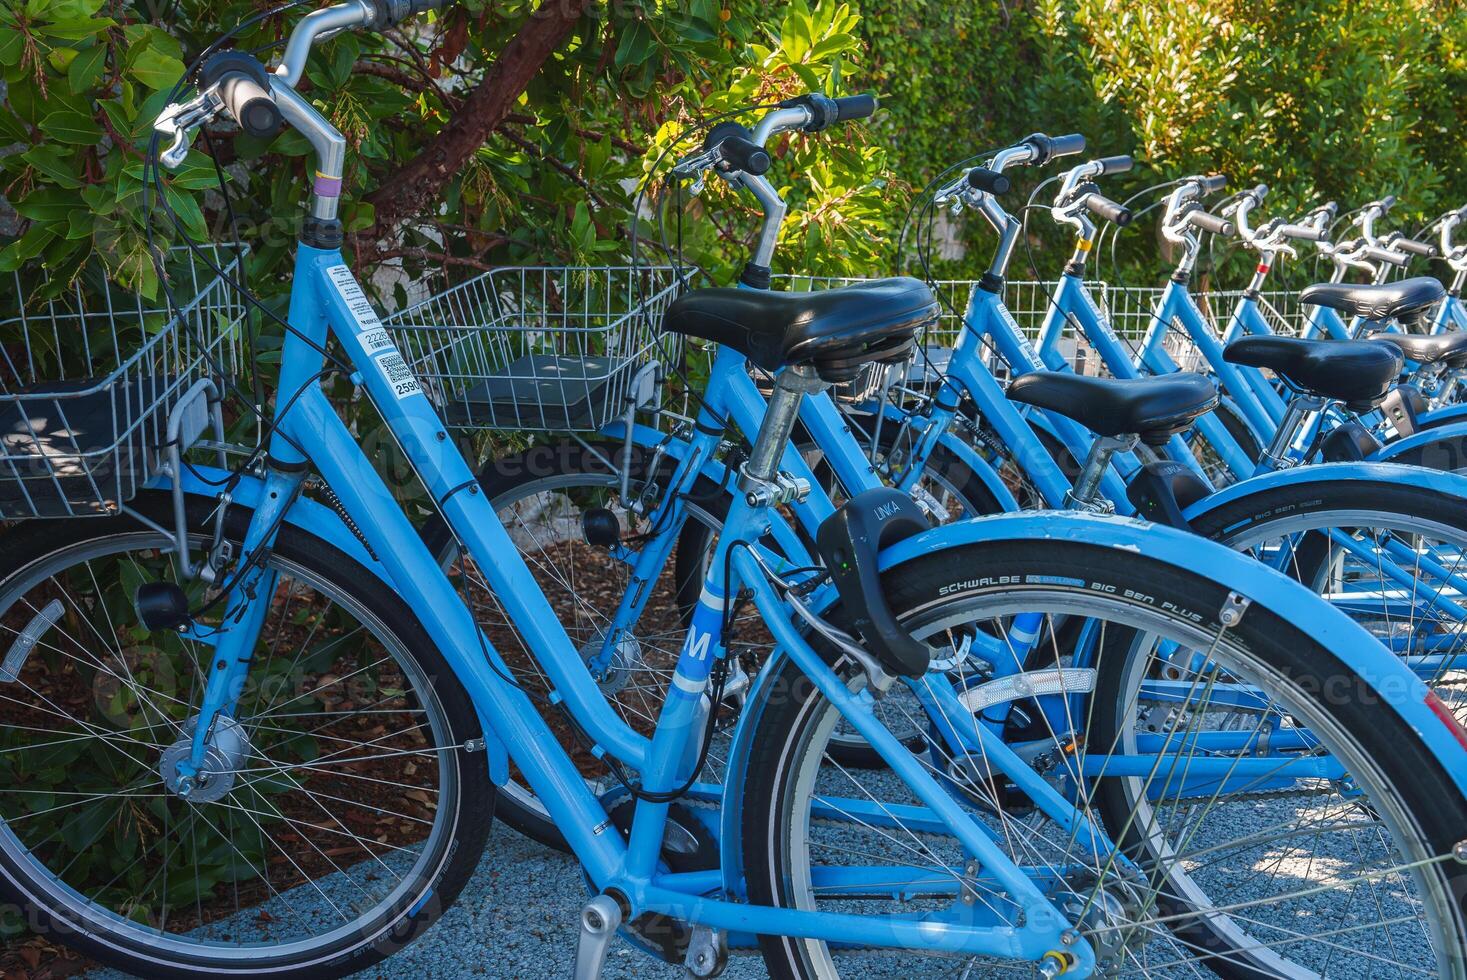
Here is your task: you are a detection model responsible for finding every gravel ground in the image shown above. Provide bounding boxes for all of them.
[83,827,769,980]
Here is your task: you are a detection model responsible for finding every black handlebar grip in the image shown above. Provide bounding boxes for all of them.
[1096,155,1133,176]
[703,122,770,176]
[370,0,448,28]
[780,92,877,133]
[1048,133,1086,159]
[1379,194,1398,212]
[1197,174,1227,194]
[1187,208,1234,237]
[1022,132,1086,165]
[1396,236,1438,258]
[1084,193,1132,226]
[719,136,771,176]
[1250,183,1269,201]
[832,94,878,122]
[966,167,1011,195]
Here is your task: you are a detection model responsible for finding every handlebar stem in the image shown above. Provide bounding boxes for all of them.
[1352,200,1392,247]
[1441,212,1462,266]
[978,195,1021,281]
[1160,182,1205,274]
[739,173,788,268]
[271,81,347,220]
[276,1,375,87]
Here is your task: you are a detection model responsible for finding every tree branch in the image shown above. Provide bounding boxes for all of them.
[498,126,607,208]
[364,0,591,244]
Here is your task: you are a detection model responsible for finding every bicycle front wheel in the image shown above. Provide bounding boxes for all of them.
[742,536,1467,978]
[0,493,491,978]
[1190,477,1467,724]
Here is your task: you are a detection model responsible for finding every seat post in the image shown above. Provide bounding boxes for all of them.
[1260,394,1326,470]
[1067,433,1136,512]
[745,365,824,485]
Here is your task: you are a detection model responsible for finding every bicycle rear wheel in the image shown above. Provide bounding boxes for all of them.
[0,494,491,978]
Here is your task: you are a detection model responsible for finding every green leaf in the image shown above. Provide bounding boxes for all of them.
[39,108,103,144]
[164,185,208,241]
[0,32,24,65]
[38,16,113,41]
[20,144,83,188]
[126,46,184,91]
[13,188,78,223]
[789,62,822,91]
[0,223,60,271]
[614,21,654,69]
[67,42,109,93]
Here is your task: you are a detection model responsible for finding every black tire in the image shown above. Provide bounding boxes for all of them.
[1381,427,1467,472]
[0,492,493,979]
[742,538,1467,977]
[1188,477,1467,571]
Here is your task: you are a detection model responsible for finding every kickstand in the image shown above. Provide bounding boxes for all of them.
[573,893,623,980]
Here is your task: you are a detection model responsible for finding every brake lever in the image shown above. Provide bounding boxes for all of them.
[153,88,225,169]
[670,149,717,196]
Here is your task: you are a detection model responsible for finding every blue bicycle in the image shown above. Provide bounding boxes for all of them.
[2,4,1467,977]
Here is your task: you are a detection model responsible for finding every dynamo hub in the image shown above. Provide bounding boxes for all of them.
[158,715,253,803]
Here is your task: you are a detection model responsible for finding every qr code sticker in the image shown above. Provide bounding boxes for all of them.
[377,351,421,399]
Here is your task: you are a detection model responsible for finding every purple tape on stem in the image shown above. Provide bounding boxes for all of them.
[314,173,343,198]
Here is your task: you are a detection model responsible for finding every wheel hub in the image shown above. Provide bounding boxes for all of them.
[1052,874,1147,973]
[579,631,645,696]
[159,715,253,803]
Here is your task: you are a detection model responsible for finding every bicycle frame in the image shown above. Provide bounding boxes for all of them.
[164,242,1169,967]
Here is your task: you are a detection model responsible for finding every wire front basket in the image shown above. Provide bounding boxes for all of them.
[0,244,249,519]
[385,265,683,431]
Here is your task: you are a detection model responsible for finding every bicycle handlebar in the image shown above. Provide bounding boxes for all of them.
[776,92,879,133]
[702,122,771,177]
[1277,222,1326,242]
[1363,244,1409,267]
[1096,155,1132,176]
[1198,174,1227,195]
[1187,209,1233,237]
[966,167,1011,195]
[1022,132,1085,165]
[1394,235,1438,258]
[201,52,282,139]
[1084,191,1131,226]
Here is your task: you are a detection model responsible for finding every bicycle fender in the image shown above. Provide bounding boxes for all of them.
[1371,418,1467,470]
[1414,402,1467,430]
[156,466,511,785]
[1182,461,1467,523]
[875,512,1467,792]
